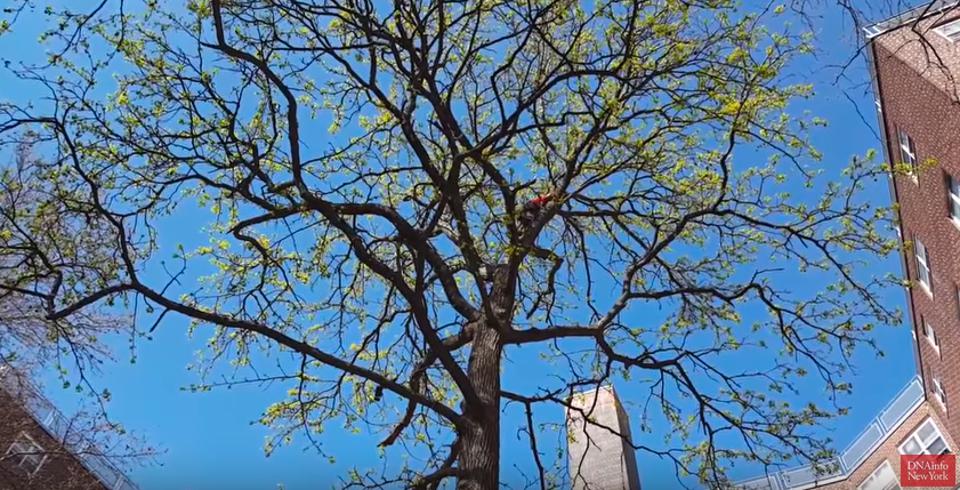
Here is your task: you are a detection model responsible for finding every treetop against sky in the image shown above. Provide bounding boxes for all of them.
[0,0,919,488]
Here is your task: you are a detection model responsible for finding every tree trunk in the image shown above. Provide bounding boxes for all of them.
[457,324,501,489]
[458,266,509,489]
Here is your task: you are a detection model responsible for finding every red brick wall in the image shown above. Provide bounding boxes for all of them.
[818,402,956,489]
[874,10,960,104]
[0,390,107,490]
[873,30,960,449]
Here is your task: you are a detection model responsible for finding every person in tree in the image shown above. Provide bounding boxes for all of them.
[513,190,563,316]
[478,190,558,283]
[517,191,555,237]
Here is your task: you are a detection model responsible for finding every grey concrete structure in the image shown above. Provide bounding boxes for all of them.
[566,385,642,490]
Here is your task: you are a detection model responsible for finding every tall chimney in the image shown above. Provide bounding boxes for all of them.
[566,385,642,490]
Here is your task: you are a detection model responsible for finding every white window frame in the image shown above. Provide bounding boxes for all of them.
[949,175,960,225]
[922,317,941,355]
[4,431,46,476]
[935,377,948,411]
[858,460,900,490]
[957,284,960,319]
[898,128,918,178]
[899,418,951,455]
[915,237,933,294]
[935,19,960,43]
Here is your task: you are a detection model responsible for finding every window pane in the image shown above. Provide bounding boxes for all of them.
[21,453,42,468]
[917,420,936,442]
[920,266,931,288]
[928,437,947,455]
[860,462,899,490]
[916,240,932,288]
[5,432,43,474]
[939,20,960,36]
[901,148,913,166]
[898,133,917,171]
[902,438,922,454]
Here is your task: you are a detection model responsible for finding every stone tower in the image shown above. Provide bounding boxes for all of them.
[566,385,642,490]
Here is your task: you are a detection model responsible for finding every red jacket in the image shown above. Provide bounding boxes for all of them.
[529,194,551,207]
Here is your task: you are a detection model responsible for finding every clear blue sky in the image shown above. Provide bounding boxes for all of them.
[0,2,920,489]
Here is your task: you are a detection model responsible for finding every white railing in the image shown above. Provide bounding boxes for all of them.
[735,376,924,490]
[0,365,138,490]
[839,423,883,471]
[736,474,780,490]
[862,0,960,39]
[779,459,843,488]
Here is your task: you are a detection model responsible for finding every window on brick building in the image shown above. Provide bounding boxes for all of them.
[922,317,940,353]
[898,128,918,175]
[858,460,900,490]
[935,18,960,42]
[934,377,948,409]
[957,285,960,318]
[4,431,46,475]
[948,175,960,222]
[899,418,950,455]
[915,237,932,293]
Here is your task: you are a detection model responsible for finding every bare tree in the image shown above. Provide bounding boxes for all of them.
[0,1,903,488]
[1,135,133,380]
[0,138,154,487]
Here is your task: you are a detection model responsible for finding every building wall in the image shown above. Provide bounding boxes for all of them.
[566,386,642,490]
[817,401,957,489]
[874,8,960,105]
[0,389,107,490]
[874,25,960,448]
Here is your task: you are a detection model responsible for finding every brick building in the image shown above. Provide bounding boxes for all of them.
[566,386,642,490]
[738,1,960,489]
[0,366,137,490]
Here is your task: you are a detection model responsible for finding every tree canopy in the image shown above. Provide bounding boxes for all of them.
[0,0,901,488]
[0,138,152,483]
